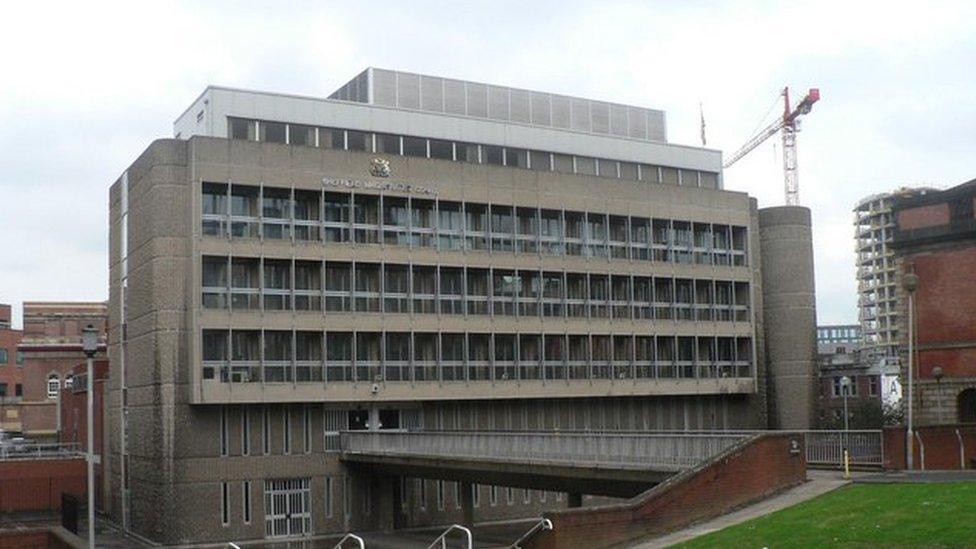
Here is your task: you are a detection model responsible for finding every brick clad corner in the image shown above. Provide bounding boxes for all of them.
[883,425,976,470]
[525,433,806,549]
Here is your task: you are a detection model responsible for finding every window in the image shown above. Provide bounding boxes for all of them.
[418,479,427,510]
[46,374,60,399]
[490,485,498,506]
[228,117,255,140]
[0,384,5,397]
[15,351,23,366]
[0,349,6,364]
[262,406,270,454]
[325,476,334,518]
[219,406,228,456]
[259,121,286,144]
[437,480,445,510]
[869,376,879,397]
[283,407,291,454]
[303,405,311,453]
[15,384,22,397]
[241,408,250,456]
[242,481,251,524]
[507,487,515,506]
[221,481,229,526]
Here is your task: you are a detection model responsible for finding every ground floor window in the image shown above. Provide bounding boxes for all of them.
[264,478,310,538]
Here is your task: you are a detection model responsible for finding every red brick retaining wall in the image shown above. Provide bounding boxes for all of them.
[525,433,807,548]
[883,424,976,470]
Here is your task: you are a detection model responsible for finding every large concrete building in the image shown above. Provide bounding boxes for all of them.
[106,68,817,544]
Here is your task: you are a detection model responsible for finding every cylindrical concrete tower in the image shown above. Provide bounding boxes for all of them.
[759,206,818,429]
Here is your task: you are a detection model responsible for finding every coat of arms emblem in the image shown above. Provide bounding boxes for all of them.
[369,157,391,178]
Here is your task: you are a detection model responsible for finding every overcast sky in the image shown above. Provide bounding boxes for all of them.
[2,1,974,328]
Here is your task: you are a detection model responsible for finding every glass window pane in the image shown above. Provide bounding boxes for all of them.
[403,136,427,157]
[429,140,453,160]
[375,133,400,155]
[346,130,369,151]
[289,124,314,146]
[483,146,503,165]
[505,148,527,168]
[259,121,286,144]
[576,157,596,175]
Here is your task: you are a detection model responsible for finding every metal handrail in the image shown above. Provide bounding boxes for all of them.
[425,524,472,549]
[228,543,242,549]
[510,518,553,548]
[333,532,365,549]
[0,442,84,461]
[956,429,965,470]
[915,430,926,470]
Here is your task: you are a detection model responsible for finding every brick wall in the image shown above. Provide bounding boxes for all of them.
[0,457,86,512]
[897,203,950,230]
[525,433,806,548]
[883,425,976,470]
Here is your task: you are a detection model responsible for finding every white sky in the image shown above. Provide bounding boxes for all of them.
[1,0,974,328]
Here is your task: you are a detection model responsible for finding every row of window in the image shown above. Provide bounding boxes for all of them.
[202,256,752,322]
[827,375,880,398]
[0,348,24,365]
[218,474,562,534]
[0,383,22,398]
[201,184,749,267]
[201,330,754,383]
[227,118,719,188]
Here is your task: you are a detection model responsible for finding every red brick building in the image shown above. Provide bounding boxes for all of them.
[17,302,108,440]
[0,304,25,432]
[892,178,976,425]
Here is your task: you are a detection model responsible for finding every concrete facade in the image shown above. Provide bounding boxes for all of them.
[105,71,804,545]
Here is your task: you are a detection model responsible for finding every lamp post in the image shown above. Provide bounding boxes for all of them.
[932,366,944,424]
[81,324,99,549]
[903,272,918,471]
[841,376,852,432]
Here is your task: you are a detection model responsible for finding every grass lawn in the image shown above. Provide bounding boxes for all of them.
[675,482,976,548]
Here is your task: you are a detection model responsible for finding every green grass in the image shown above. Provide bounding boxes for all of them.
[675,482,976,548]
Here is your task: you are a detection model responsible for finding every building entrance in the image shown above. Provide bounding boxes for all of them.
[264,478,311,538]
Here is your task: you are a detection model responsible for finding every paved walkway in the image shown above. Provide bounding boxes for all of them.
[630,471,852,548]
[853,470,976,484]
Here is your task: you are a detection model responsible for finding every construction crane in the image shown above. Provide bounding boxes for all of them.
[723,87,820,205]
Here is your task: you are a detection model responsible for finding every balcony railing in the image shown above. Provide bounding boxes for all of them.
[0,442,83,461]
[340,431,750,471]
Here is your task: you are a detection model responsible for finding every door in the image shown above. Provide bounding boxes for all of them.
[264,478,311,538]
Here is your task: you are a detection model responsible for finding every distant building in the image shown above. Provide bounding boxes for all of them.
[891,178,976,425]
[17,302,108,440]
[815,324,882,427]
[854,188,936,375]
[0,304,24,432]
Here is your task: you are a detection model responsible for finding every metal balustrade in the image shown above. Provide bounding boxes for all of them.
[340,431,749,471]
[0,442,83,461]
[803,430,883,467]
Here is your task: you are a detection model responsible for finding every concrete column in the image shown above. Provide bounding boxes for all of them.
[567,492,583,508]
[460,481,474,527]
[758,206,818,429]
[374,474,397,533]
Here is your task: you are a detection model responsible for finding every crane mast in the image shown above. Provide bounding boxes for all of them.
[723,87,820,205]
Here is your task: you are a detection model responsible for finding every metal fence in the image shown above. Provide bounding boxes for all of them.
[341,431,750,471]
[803,430,883,467]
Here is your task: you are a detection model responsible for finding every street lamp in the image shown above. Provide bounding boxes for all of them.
[932,366,944,424]
[81,324,99,549]
[903,272,918,471]
[841,376,852,432]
